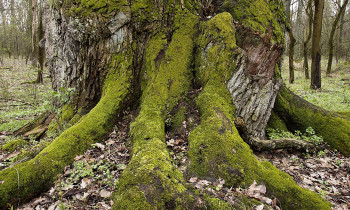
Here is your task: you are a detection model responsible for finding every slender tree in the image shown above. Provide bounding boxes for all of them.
[326,0,348,76]
[286,0,296,83]
[303,0,313,79]
[36,0,44,83]
[310,0,325,89]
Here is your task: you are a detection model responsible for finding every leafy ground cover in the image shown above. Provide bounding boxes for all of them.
[0,58,52,133]
[0,57,349,209]
[282,58,350,112]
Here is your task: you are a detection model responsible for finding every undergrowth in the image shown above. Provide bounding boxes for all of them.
[282,58,350,112]
[267,127,324,145]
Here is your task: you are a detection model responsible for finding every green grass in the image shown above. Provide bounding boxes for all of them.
[282,58,350,112]
[0,57,52,132]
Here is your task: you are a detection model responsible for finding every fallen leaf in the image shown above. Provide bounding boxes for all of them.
[189,177,198,183]
[94,143,105,150]
[100,189,112,198]
[255,204,264,210]
[81,178,92,189]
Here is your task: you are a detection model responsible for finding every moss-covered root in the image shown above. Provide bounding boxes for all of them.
[189,12,331,210]
[188,82,332,209]
[0,52,133,208]
[274,86,350,155]
[112,11,198,209]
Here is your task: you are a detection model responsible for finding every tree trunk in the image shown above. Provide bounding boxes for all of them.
[1,0,349,209]
[310,0,324,89]
[336,10,345,63]
[303,0,313,79]
[326,0,348,76]
[35,0,44,83]
[285,0,295,84]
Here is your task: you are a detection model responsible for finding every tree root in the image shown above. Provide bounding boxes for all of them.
[274,85,350,155]
[112,11,199,209]
[0,51,133,208]
[187,13,332,209]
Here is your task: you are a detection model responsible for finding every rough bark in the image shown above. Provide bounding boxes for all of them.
[326,0,348,76]
[310,0,324,89]
[36,0,44,84]
[1,0,348,209]
[303,0,312,79]
[285,0,295,84]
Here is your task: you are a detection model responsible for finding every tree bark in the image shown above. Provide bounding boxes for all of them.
[303,0,313,79]
[310,0,324,89]
[1,0,349,209]
[326,0,348,76]
[35,0,44,83]
[285,0,295,84]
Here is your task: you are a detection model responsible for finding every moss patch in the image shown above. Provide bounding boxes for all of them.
[217,0,286,44]
[266,110,289,132]
[1,140,29,153]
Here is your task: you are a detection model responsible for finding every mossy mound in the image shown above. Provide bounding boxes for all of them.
[1,140,29,153]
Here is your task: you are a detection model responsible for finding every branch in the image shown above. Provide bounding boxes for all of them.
[249,137,316,152]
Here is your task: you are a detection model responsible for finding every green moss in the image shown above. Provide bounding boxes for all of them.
[1,140,29,153]
[168,107,187,131]
[0,50,133,208]
[113,10,199,209]
[188,13,332,209]
[196,12,238,86]
[61,104,74,122]
[217,0,286,44]
[266,110,289,132]
[63,0,129,18]
[14,141,51,163]
[274,86,350,155]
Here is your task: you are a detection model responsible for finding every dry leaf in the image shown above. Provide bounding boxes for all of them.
[100,189,112,198]
[255,204,264,210]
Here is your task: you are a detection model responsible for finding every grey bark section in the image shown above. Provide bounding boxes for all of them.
[43,2,130,109]
[227,55,282,138]
[227,27,283,139]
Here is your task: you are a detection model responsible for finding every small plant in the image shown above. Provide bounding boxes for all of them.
[317,150,326,157]
[267,127,324,145]
[335,160,344,166]
[318,189,328,197]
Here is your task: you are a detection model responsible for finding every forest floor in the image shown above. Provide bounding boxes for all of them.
[0,57,349,209]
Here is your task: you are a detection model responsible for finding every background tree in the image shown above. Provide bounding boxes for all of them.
[326,0,348,76]
[311,0,325,89]
[286,0,296,83]
[303,0,313,79]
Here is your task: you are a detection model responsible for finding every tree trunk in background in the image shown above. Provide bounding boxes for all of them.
[1,0,349,209]
[31,0,37,67]
[311,0,324,89]
[326,0,348,76]
[35,0,44,83]
[336,11,345,63]
[303,0,313,79]
[286,0,295,84]
[0,0,6,56]
[296,0,304,58]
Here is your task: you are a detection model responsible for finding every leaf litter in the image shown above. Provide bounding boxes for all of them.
[17,111,134,210]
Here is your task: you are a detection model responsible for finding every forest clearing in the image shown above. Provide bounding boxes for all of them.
[0,0,350,209]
